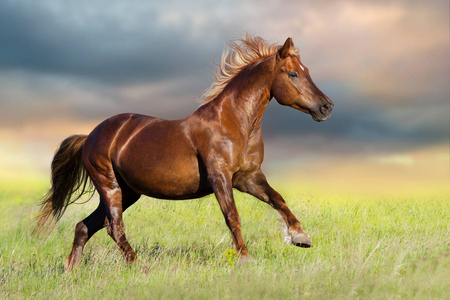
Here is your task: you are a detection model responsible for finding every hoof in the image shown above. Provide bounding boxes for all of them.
[64,258,75,272]
[292,233,312,248]
[238,253,255,265]
[126,252,138,266]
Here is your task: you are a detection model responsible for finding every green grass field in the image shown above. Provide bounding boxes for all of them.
[0,179,448,299]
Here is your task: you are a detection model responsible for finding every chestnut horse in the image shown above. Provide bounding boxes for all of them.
[35,35,333,270]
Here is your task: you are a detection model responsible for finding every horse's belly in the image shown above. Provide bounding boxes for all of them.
[127,157,210,199]
[115,134,210,199]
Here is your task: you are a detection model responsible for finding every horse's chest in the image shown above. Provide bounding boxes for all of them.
[239,139,264,171]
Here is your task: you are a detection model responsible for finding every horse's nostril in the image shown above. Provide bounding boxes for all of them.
[320,103,329,114]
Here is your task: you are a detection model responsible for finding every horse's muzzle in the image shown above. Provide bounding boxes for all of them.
[311,99,333,122]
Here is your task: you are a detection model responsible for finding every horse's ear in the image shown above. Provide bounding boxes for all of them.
[278,37,294,59]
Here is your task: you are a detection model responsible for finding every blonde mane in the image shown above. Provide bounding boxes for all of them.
[199,35,299,105]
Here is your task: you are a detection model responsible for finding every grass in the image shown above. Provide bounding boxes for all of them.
[0,179,448,299]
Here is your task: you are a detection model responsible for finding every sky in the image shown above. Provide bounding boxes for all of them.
[0,0,448,189]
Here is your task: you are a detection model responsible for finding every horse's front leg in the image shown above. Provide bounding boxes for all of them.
[208,169,254,263]
[235,170,312,248]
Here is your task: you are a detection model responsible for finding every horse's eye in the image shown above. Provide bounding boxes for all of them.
[288,71,299,78]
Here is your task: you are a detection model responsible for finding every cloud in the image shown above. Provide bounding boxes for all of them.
[0,71,203,126]
[0,0,227,83]
[298,1,449,104]
[0,0,448,163]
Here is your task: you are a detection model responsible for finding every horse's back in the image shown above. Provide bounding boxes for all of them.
[83,113,211,200]
[83,113,153,160]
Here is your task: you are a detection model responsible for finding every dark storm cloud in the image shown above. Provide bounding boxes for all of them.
[0,0,223,83]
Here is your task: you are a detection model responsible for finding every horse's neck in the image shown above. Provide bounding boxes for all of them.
[213,57,275,134]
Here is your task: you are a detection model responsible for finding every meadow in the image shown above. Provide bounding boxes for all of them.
[0,178,448,299]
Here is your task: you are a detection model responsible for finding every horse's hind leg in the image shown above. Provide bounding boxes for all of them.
[65,203,107,271]
[101,183,141,265]
[65,181,140,271]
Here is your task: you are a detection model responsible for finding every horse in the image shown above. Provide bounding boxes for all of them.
[34,35,333,270]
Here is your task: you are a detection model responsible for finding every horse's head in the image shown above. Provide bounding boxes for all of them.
[271,38,333,122]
